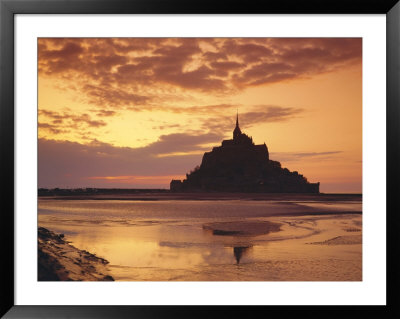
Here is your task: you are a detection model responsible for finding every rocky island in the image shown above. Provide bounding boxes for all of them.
[171,113,320,193]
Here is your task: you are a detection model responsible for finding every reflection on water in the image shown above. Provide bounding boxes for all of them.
[38,199,362,281]
[233,246,252,264]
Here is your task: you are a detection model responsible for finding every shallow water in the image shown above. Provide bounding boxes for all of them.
[38,199,362,281]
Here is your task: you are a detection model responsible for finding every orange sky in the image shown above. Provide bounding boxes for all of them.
[38,38,362,193]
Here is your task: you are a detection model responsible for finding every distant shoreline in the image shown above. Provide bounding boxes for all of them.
[38,191,362,202]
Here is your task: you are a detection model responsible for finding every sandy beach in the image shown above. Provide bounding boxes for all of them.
[38,193,362,281]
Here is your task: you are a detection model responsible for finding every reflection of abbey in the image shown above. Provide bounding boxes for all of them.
[170,113,320,193]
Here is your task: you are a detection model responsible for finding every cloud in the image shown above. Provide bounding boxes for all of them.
[155,65,227,91]
[39,41,84,60]
[232,62,298,86]
[83,84,151,107]
[39,109,107,135]
[240,106,304,126]
[38,131,224,188]
[39,109,65,121]
[271,151,343,162]
[210,61,244,77]
[38,38,362,109]
[222,40,274,63]
[140,132,222,155]
[292,151,343,157]
[152,123,181,130]
[38,122,68,135]
[167,103,237,115]
[94,109,117,117]
[198,105,304,133]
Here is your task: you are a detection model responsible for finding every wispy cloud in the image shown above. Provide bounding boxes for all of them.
[198,105,304,134]
[271,151,343,162]
[39,109,107,135]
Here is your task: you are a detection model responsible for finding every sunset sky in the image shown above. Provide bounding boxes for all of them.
[38,38,362,193]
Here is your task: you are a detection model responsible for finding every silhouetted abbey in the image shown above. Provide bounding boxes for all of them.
[170,113,320,193]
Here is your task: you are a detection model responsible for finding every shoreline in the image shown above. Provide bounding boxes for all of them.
[38,192,362,202]
[38,227,114,281]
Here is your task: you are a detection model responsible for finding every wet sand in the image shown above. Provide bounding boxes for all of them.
[38,195,362,281]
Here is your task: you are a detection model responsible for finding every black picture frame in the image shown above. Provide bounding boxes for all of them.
[1,0,399,318]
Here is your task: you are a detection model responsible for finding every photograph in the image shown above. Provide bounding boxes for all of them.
[1,0,398,316]
[37,37,363,282]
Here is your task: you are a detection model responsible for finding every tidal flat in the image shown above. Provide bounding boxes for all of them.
[38,193,362,281]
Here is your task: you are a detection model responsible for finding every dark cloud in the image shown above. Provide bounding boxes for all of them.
[92,54,129,71]
[83,84,151,107]
[75,114,106,128]
[240,106,304,126]
[271,151,343,162]
[222,40,274,63]
[210,61,244,77]
[203,51,228,61]
[37,133,343,188]
[39,109,107,134]
[40,41,84,60]
[153,41,201,60]
[38,131,223,188]
[94,109,117,117]
[275,38,362,64]
[39,41,86,74]
[152,123,181,130]
[38,122,67,135]
[40,109,64,121]
[38,38,361,109]
[110,40,225,92]
[156,65,227,91]
[233,62,297,86]
[144,132,222,155]
[293,151,343,157]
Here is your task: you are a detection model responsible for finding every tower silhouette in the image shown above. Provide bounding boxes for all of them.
[233,110,242,140]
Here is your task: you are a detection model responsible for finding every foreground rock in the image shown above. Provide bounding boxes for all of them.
[38,227,114,281]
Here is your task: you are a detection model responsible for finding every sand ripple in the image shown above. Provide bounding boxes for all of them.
[308,235,362,245]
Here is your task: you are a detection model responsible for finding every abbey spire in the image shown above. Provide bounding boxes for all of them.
[233,110,242,139]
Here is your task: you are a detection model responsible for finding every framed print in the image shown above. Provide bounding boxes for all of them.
[1,0,399,318]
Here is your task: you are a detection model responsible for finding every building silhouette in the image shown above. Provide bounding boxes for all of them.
[170,113,320,193]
